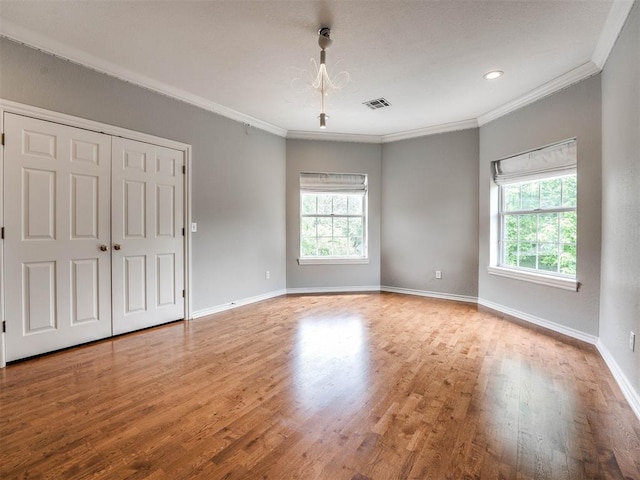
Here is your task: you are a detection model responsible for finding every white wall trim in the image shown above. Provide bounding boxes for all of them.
[596,340,640,421]
[286,285,381,295]
[287,119,479,144]
[487,266,578,292]
[190,289,287,319]
[0,26,287,138]
[477,297,598,344]
[286,130,383,144]
[380,286,478,304]
[0,99,191,151]
[380,119,479,143]
[477,62,601,126]
[1,11,628,144]
[591,0,636,69]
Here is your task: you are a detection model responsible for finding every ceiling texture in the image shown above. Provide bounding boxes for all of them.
[0,0,635,142]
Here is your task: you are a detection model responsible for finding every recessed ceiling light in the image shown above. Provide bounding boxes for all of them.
[484,70,504,80]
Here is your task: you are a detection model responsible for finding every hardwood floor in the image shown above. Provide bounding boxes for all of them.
[1,293,639,479]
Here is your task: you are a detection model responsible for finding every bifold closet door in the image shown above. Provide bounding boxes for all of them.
[111,137,184,335]
[3,113,113,361]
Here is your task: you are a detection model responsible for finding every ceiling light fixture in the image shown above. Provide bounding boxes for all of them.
[483,70,504,80]
[312,27,349,130]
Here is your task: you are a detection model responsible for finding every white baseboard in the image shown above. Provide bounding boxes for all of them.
[596,340,640,421]
[191,289,287,319]
[286,285,381,295]
[477,298,598,345]
[381,286,478,304]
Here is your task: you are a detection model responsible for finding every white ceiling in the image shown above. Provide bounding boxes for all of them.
[0,1,634,141]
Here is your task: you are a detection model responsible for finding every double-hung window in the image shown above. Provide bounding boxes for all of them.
[490,140,578,290]
[299,172,368,264]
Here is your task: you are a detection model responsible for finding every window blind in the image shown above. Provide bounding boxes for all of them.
[493,140,577,185]
[300,172,367,193]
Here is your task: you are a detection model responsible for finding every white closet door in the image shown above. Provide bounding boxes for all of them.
[111,137,184,335]
[4,113,112,361]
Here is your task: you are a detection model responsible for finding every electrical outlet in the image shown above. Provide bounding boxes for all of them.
[435,270,442,279]
[265,270,270,280]
[191,222,198,232]
[630,331,636,352]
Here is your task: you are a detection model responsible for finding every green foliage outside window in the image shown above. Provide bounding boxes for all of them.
[301,193,365,257]
[501,175,577,276]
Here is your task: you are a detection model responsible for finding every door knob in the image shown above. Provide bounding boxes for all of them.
[99,244,108,251]
[113,244,122,251]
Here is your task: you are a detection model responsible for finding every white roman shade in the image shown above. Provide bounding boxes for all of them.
[493,140,577,185]
[300,172,367,194]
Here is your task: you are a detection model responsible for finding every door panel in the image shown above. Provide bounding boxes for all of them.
[4,113,113,361]
[112,137,184,335]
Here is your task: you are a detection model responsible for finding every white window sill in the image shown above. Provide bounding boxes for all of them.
[298,257,369,265]
[487,265,579,292]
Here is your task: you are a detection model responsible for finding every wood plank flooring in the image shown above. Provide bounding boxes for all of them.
[1,293,639,479]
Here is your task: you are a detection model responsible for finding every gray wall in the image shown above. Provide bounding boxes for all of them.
[381,129,479,297]
[286,140,381,289]
[479,75,602,336]
[0,38,287,313]
[600,3,640,393]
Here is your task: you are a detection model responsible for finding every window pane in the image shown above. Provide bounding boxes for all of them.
[521,182,540,210]
[333,217,348,237]
[301,217,317,237]
[317,217,332,237]
[539,243,559,272]
[301,237,317,256]
[503,242,518,267]
[333,237,349,256]
[560,212,577,244]
[518,214,537,242]
[333,195,348,214]
[348,217,363,237]
[301,194,317,215]
[562,175,577,208]
[540,178,562,208]
[317,237,332,256]
[504,185,521,212]
[348,196,363,215]
[317,195,332,214]
[504,215,518,242]
[560,244,577,275]
[538,213,558,243]
[349,235,363,255]
[518,243,537,269]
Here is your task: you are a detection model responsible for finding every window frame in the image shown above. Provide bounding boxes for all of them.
[298,187,369,266]
[490,173,579,291]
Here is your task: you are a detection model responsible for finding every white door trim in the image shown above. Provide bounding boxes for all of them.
[0,99,193,367]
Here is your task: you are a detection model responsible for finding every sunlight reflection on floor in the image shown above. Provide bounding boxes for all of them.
[293,314,369,410]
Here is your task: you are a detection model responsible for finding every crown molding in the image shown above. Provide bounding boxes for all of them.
[592,0,636,69]
[286,130,383,143]
[1,0,633,142]
[380,119,479,143]
[477,61,601,126]
[0,22,287,138]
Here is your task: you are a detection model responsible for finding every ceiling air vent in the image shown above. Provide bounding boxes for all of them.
[363,98,391,110]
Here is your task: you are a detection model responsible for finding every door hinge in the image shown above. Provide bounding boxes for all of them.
[2,321,5,333]
[182,289,185,298]
[1,133,4,146]
[1,227,4,240]
[182,227,185,236]
[182,165,186,174]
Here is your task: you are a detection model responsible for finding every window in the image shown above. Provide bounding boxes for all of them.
[299,172,368,264]
[500,175,577,275]
[490,140,578,290]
